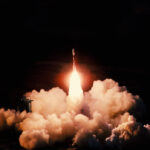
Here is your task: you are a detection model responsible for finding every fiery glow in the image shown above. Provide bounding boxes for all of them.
[68,49,83,100]
[69,68,83,99]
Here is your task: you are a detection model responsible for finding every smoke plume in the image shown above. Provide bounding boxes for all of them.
[0,79,150,149]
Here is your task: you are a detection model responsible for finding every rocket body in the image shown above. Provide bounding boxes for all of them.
[72,49,76,70]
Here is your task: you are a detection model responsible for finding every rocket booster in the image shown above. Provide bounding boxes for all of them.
[72,48,76,70]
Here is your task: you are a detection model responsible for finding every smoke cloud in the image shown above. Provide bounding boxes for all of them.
[0,79,149,149]
[0,108,27,130]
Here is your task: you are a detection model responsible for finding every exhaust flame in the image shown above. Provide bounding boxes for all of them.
[69,68,83,100]
[68,49,83,100]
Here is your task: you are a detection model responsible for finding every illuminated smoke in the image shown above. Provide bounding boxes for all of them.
[0,108,27,130]
[0,52,149,149]
[5,79,147,149]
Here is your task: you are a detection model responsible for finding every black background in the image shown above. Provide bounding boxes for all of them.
[0,0,150,123]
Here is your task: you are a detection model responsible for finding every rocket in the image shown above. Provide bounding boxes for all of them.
[72,48,76,70]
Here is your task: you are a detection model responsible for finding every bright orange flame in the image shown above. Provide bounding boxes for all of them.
[69,68,83,100]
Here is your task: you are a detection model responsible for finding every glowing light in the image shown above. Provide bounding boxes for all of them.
[69,68,83,100]
[68,49,83,100]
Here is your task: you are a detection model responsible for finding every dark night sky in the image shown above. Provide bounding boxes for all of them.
[0,0,150,122]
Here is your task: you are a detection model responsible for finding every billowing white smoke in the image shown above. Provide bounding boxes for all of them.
[0,108,27,130]
[0,79,150,149]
